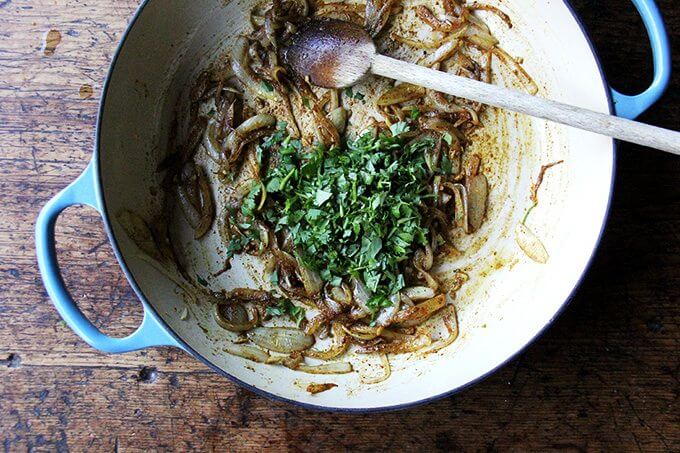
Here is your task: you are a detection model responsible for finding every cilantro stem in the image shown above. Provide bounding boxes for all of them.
[257,181,267,211]
[279,168,296,191]
[522,203,537,225]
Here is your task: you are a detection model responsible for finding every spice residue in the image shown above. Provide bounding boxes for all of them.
[306,383,337,394]
[43,29,61,56]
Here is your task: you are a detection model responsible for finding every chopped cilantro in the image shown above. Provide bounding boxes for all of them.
[302,97,311,108]
[196,275,208,287]
[441,154,453,174]
[225,230,258,260]
[366,294,392,315]
[266,299,306,326]
[261,80,274,92]
[314,188,333,206]
[241,182,261,218]
[410,107,421,120]
[389,121,409,137]
[344,87,365,101]
[260,122,435,311]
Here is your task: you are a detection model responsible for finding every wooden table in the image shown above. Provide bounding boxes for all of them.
[1,0,678,450]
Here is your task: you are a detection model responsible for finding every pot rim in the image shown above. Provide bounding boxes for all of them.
[93,0,616,413]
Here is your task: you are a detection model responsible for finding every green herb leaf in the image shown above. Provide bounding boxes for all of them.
[241,182,261,218]
[196,275,208,287]
[266,299,306,326]
[441,154,453,174]
[261,80,274,92]
[389,121,409,137]
[410,107,421,120]
[366,294,392,314]
[343,87,365,100]
[315,188,333,206]
[225,234,251,260]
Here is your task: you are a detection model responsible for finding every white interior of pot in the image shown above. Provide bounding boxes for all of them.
[100,0,613,409]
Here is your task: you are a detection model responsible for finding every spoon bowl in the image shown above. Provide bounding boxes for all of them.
[281,19,375,88]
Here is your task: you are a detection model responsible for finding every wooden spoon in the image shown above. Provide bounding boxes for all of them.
[281,19,680,155]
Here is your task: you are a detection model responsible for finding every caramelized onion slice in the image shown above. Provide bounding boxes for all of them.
[365,0,396,37]
[360,353,391,384]
[266,353,304,368]
[321,285,346,316]
[351,277,372,316]
[416,5,465,33]
[402,286,435,302]
[203,120,224,163]
[297,264,323,297]
[214,303,259,332]
[377,83,425,106]
[226,288,280,305]
[175,184,201,228]
[420,117,464,147]
[327,107,348,134]
[375,293,401,327]
[174,164,214,239]
[393,294,446,327]
[417,269,440,291]
[356,333,432,354]
[295,362,353,374]
[225,114,276,156]
[413,246,434,271]
[421,304,459,354]
[224,343,270,363]
[304,314,327,336]
[450,183,469,233]
[428,91,465,114]
[247,327,314,353]
[193,169,215,239]
[419,35,463,67]
[326,282,353,307]
[231,36,279,101]
[466,173,488,232]
[342,324,383,341]
[305,323,349,360]
[515,223,549,263]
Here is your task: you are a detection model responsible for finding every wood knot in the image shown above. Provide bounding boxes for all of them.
[137,366,158,383]
[1,353,21,368]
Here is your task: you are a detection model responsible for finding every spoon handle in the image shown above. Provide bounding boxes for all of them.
[372,54,680,156]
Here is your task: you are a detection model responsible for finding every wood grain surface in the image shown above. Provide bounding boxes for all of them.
[0,0,678,451]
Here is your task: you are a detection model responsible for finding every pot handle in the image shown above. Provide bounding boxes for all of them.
[35,162,181,353]
[612,0,671,119]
